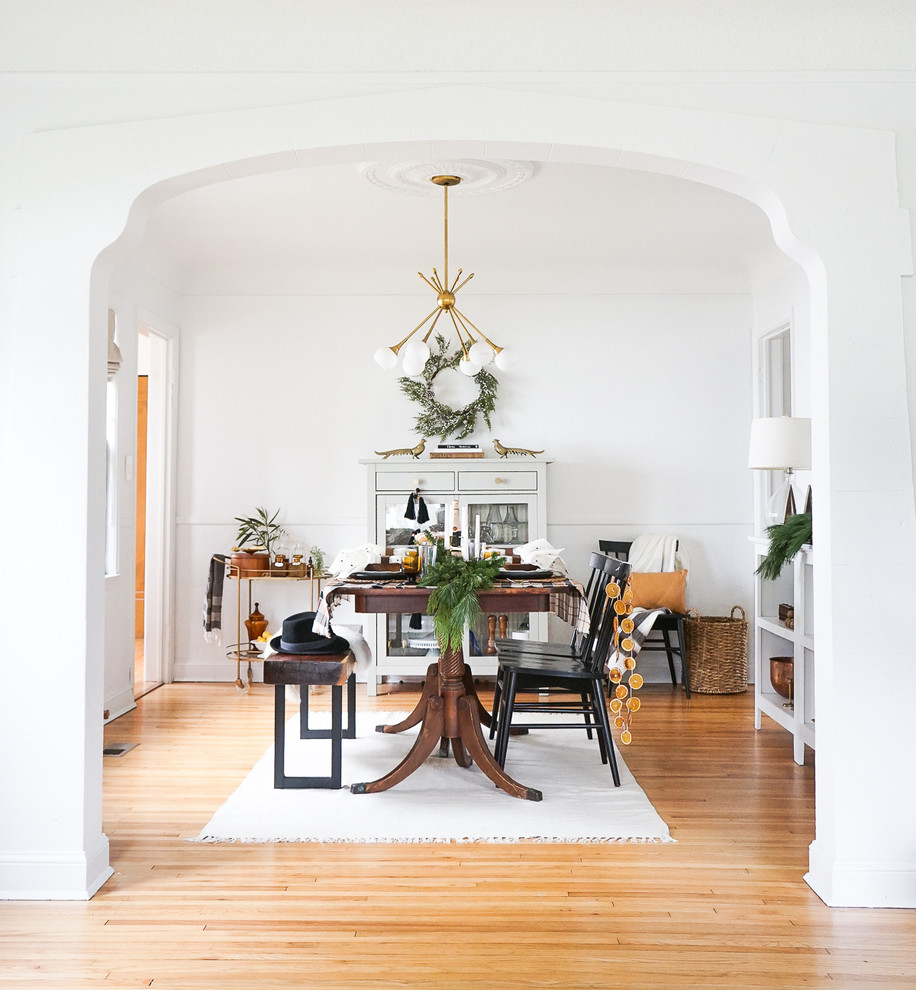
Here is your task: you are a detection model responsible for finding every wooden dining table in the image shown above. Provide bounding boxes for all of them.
[324,578,587,802]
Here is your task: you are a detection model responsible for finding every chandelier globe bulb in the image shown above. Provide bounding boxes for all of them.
[374,347,399,369]
[468,340,495,366]
[401,354,427,377]
[494,347,518,371]
[403,339,431,364]
[458,356,483,377]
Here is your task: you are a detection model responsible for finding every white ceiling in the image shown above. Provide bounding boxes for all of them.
[137,160,792,297]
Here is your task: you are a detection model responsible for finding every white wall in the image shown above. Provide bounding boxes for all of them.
[170,290,754,684]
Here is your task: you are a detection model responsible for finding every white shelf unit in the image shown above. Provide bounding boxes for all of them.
[363,457,551,695]
[751,536,814,764]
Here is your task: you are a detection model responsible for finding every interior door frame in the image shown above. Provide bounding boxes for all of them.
[138,315,179,685]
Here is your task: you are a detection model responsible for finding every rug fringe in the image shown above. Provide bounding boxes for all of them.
[191,834,676,845]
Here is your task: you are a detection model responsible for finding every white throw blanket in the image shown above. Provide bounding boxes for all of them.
[610,534,687,665]
[627,533,689,574]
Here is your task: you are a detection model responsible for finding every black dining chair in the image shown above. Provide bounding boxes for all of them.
[489,551,622,735]
[491,556,632,786]
[598,539,691,698]
[492,551,619,659]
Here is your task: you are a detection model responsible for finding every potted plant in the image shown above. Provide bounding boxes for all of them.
[231,506,288,575]
[418,543,505,653]
[756,511,812,581]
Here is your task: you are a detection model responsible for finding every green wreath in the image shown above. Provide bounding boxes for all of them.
[398,334,498,441]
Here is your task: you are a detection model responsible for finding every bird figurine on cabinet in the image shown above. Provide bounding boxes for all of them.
[374,438,426,459]
[493,439,544,458]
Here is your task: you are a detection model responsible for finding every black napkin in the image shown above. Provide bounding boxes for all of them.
[404,492,429,524]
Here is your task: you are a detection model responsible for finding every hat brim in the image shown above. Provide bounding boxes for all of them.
[269,633,350,656]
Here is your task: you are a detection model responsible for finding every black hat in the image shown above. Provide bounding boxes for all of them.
[269,612,350,656]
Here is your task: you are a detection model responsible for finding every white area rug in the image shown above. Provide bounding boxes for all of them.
[195,711,673,844]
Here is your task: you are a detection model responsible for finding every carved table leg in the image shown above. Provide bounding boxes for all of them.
[486,614,497,654]
[377,663,439,734]
[455,696,542,801]
[352,642,541,799]
[450,736,472,768]
[351,696,445,794]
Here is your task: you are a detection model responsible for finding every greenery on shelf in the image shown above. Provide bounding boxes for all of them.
[418,543,505,653]
[756,511,812,581]
[233,506,288,556]
[310,545,325,573]
[399,334,498,441]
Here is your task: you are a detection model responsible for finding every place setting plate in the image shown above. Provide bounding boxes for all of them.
[348,570,408,581]
[496,568,560,581]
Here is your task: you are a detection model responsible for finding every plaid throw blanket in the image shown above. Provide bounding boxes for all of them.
[203,554,229,643]
[549,579,590,636]
[610,606,668,664]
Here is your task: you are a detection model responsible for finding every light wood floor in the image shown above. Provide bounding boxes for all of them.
[2,682,915,989]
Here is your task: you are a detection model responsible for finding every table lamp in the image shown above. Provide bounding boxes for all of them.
[748,416,811,525]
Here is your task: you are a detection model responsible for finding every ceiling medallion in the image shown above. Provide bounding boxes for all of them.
[362,159,535,196]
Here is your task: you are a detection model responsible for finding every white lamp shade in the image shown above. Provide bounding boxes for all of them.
[748,417,811,470]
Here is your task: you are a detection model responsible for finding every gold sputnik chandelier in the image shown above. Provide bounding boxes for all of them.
[373,175,517,376]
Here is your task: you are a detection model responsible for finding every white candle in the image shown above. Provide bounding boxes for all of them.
[474,514,481,558]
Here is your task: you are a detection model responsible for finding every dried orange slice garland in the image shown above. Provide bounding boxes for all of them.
[604,580,643,745]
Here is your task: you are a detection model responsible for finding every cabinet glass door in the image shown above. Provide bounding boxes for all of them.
[464,498,531,551]
[377,495,450,551]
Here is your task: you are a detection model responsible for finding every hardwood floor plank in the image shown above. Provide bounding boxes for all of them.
[0,682,914,989]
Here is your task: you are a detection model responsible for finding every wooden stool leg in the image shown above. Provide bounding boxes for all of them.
[344,672,356,739]
[273,684,288,789]
[329,682,343,789]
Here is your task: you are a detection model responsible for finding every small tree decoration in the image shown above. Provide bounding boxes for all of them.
[399,334,498,441]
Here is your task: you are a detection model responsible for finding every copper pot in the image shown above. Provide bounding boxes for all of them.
[230,550,270,576]
[769,656,794,699]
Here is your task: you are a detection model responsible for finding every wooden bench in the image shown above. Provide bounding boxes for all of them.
[263,650,356,789]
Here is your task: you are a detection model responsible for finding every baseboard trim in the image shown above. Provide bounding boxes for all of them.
[0,834,113,901]
[104,687,136,724]
[806,839,916,908]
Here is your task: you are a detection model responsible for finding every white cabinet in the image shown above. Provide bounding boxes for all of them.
[363,457,551,695]
[751,537,814,764]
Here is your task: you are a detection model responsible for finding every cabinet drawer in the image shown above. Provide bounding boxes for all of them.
[376,470,455,492]
[458,470,538,492]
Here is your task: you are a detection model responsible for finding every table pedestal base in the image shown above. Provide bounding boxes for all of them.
[351,657,542,801]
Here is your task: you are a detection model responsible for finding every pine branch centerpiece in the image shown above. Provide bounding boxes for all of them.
[418,545,505,653]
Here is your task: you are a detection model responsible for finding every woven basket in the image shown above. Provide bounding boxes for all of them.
[684,605,748,694]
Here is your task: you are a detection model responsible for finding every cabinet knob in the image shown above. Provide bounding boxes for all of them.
[494,477,503,485]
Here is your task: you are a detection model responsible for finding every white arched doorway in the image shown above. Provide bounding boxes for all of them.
[3,87,913,906]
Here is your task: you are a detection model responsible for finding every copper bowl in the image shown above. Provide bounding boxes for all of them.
[769,656,794,699]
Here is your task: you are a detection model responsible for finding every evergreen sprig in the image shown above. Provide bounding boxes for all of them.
[398,334,499,441]
[756,512,812,581]
[418,546,506,653]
